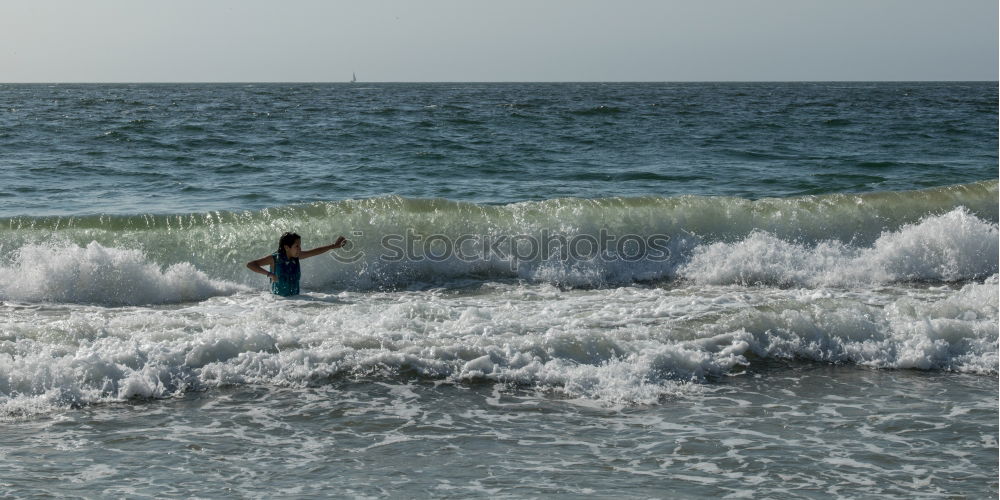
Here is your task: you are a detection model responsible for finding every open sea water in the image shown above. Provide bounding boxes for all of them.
[0,82,997,498]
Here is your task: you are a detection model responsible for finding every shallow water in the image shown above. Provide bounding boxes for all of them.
[3,365,995,498]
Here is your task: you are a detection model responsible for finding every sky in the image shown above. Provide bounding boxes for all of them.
[1,0,997,82]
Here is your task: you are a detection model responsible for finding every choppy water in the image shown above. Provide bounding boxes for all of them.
[0,82,997,498]
[1,82,995,214]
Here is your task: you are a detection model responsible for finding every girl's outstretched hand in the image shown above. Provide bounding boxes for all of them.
[299,238,349,259]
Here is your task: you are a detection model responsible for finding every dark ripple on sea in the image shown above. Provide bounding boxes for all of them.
[0,82,995,215]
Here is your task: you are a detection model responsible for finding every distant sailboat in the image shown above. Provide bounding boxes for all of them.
[351,72,357,83]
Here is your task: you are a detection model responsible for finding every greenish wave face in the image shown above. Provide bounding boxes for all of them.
[4,179,995,234]
[0,182,996,304]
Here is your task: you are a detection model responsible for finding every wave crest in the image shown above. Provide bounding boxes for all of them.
[0,242,246,305]
[679,207,998,287]
[0,182,996,302]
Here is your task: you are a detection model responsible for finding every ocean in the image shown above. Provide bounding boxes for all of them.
[0,82,996,498]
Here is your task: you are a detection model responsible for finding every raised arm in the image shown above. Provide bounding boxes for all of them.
[299,236,348,259]
[247,255,277,281]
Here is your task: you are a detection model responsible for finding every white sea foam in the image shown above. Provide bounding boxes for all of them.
[708,279,999,372]
[0,242,247,305]
[1,273,995,415]
[680,207,998,286]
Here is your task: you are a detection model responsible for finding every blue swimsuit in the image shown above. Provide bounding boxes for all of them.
[271,252,301,296]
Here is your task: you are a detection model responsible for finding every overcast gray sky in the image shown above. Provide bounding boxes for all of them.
[1,0,996,82]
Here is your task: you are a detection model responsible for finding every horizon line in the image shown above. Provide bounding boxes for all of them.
[2,79,998,85]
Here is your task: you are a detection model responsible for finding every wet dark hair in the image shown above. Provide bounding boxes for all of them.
[277,232,301,258]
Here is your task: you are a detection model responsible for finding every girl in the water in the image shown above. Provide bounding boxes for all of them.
[246,232,347,296]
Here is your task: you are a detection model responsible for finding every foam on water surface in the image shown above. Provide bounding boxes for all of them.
[2,366,995,498]
[681,206,998,286]
[0,242,247,305]
[1,274,995,416]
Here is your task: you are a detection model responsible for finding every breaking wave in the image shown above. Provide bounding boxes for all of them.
[0,181,995,305]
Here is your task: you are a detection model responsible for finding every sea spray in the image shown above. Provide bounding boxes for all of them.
[680,206,998,286]
[0,242,247,305]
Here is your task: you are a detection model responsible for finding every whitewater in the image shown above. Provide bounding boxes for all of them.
[1,180,997,410]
